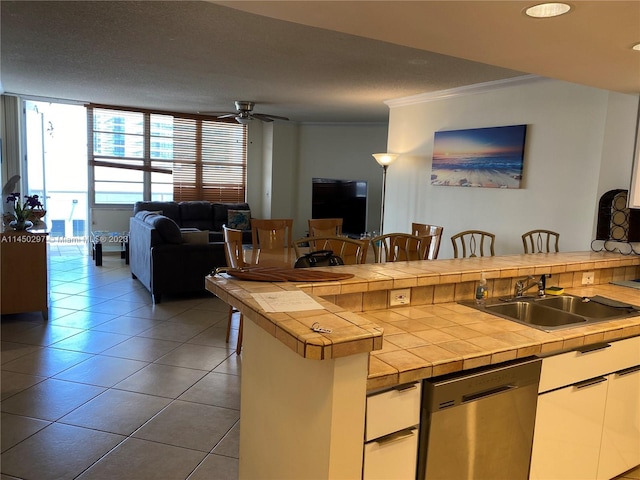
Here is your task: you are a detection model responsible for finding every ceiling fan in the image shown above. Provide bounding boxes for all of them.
[205,101,289,124]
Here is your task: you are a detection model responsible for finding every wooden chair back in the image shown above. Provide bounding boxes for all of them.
[223,226,247,269]
[450,230,495,258]
[308,218,343,237]
[522,229,560,253]
[223,225,245,355]
[371,233,432,263]
[250,218,293,265]
[293,235,369,265]
[411,223,444,259]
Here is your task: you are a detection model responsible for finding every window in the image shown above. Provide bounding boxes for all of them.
[72,219,86,237]
[87,105,247,205]
[50,220,66,237]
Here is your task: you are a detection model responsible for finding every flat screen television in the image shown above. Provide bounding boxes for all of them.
[312,178,368,236]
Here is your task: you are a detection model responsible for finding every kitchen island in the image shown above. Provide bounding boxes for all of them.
[205,251,640,479]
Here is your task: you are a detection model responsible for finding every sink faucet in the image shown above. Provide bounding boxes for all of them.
[514,274,548,298]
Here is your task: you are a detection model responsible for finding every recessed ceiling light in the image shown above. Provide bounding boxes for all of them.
[633,43,640,51]
[525,3,572,18]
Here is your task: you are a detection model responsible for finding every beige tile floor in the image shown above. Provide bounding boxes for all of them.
[2,246,639,480]
[1,248,241,480]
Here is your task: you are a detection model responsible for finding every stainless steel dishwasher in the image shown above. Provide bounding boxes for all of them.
[417,357,542,480]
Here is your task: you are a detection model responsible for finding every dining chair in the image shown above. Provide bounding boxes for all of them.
[450,230,496,258]
[308,218,343,237]
[223,226,246,355]
[293,235,369,265]
[411,222,444,259]
[250,218,294,266]
[522,229,560,253]
[371,233,433,263]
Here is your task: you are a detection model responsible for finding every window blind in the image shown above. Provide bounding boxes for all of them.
[87,105,247,204]
[172,117,247,203]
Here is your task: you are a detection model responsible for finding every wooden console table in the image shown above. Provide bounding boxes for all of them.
[1,230,48,320]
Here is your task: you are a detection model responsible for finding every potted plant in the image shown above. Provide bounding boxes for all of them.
[3,193,45,230]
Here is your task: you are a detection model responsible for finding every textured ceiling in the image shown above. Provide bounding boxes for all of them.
[1,1,638,123]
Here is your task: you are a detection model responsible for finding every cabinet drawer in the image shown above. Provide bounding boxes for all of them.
[539,336,640,393]
[363,427,418,480]
[365,382,421,442]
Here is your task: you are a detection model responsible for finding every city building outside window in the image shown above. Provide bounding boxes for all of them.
[87,105,247,205]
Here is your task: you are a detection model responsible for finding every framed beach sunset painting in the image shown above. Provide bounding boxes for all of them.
[431,124,527,188]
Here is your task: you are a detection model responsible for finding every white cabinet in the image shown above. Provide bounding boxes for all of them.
[597,366,640,480]
[363,382,421,480]
[530,336,640,480]
[530,376,608,480]
[363,428,419,480]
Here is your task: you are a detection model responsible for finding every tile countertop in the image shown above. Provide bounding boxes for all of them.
[205,251,640,391]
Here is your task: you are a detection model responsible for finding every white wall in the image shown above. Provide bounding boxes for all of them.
[246,120,265,218]
[271,123,300,220]
[247,121,388,240]
[385,78,640,259]
[293,123,388,239]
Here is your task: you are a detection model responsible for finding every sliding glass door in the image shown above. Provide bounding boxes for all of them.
[24,100,88,240]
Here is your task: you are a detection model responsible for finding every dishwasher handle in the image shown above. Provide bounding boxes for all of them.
[462,384,517,403]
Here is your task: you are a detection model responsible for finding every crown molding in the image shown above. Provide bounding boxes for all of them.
[384,75,548,108]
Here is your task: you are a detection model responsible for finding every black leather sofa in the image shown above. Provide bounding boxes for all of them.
[132,201,252,243]
[129,201,252,303]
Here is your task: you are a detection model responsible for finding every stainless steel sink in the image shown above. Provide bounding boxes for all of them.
[534,295,636,318]
[485,301,587,329]
[459,294,640,331]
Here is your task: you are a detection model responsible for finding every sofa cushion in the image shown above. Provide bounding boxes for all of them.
[135,210,161,222]
[147,215,183,244]
[134,201,180,224]
[181,228,210,244]
[179,201,214,230]
[212,202,250,231]
[228,209,251,230]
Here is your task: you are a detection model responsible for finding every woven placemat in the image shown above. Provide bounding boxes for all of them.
[222,267,354,282]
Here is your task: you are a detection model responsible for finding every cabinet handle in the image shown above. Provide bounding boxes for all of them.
[576,343,611,354]
[373,427,417,446]
[462,384,516,403]
[394,383,418,393]
[574,376,607,389]
[616,365,640,377]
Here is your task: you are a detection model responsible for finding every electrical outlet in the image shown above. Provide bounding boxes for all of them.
[582,272,594,285]
[390,288,411,307]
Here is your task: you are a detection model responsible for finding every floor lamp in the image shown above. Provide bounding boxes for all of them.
[372,153,398,234]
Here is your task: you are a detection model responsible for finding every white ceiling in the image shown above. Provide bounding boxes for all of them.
[1,1,638,123]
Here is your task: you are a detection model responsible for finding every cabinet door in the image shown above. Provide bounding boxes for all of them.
[530,377,608,480]
[0,233,48,317]
[597,367,640,480]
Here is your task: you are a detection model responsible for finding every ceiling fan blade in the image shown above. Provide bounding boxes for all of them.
[197,111,235,116]
[253,113,290,122]
[216,114,238,119]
